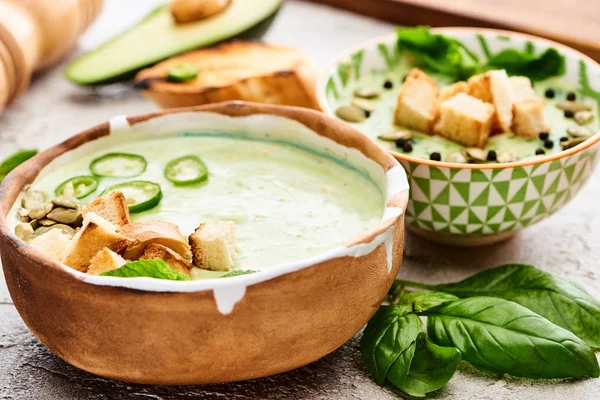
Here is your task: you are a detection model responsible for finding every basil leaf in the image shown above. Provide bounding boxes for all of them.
[416,264,600,349]
[485,47,565,81]
[360,305,422,385]
[397,291,459,312]
[100,258,190,281]
[0,149,38,175]
[391,332,461,397]
[220,269,257,278]
[424,297,600,379]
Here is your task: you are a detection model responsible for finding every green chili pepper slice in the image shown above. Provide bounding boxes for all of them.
[90,153,147,178]
[167,63,198,82]
[0,149,38,175]
[102,181,162,213]
[55,175,99,198]
[164,155,208,186]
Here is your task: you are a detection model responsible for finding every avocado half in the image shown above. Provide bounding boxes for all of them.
[65,0,283,85]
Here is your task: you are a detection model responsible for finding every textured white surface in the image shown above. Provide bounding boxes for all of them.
[1,1,599,399]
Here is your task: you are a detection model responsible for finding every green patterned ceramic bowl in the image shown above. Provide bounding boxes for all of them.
[317,28,600,246]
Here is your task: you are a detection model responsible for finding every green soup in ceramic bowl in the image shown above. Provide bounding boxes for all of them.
[318,27,600,246]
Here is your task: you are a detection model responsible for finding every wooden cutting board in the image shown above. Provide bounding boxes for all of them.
[308,0,600,61]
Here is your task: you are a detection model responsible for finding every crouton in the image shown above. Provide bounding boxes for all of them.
[63,212,131,272]
[512,99,551,138]
[434,93,495,148]
[189,221,237,271]
[439,81,469,102]
[87,248,126,275]
[30,229,73,263]
[140,244,193,277]
[83,191,131,227]
[468,70,513,133]
[394,68,439,133]
[509,76,537,102]
[121,221,191,260]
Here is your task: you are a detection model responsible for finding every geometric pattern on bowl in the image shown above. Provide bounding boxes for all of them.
[401,144,600,235]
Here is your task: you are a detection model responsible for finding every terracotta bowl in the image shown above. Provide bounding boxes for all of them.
[317,27,600,246]
[0,102,409,385]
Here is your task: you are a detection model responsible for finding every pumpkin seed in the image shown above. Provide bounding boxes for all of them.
[21,189,46,210]
[17,208,30,222]
[567,126,594,138]
[34,224,76,238]
[46,207,82,225]
[556,101,592,113]
[497,150,517,163]
[351,98,374,113]
[446,152,468,163]
[52,195,80,209]
[28,202,53,220]
[377,130,414,142]
[15,223,35,242]
[574,110,594,125]
[463,148,488,163]
[30,219,40,230]
[561,136,588,150]
[38,218,57,227]
[336,106,366,123]
[354,88,380,99]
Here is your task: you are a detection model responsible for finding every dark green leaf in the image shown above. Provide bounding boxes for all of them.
[398,291,459,312]
[0,149,38,175]
[485,47,565,81]
[424,297,600,379]
[391,332,461,397]
[360,305,422,384]
[220,269,257,278]
[100,258,190,281]
[421,264,600,349]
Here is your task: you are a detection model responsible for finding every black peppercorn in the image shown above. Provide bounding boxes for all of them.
[535,148,546,155]
[383,80,393,89]
[560,136,569,142]
[544,139,554,149]
[567,92,576,101]
[487,150,497,161]
[364,110,371,118]
[564,110,574,118]
[395,138,406,148]
[403,141,413,153]
[544,88,555,99]
[538,131,549,140]
[430,152,441,161]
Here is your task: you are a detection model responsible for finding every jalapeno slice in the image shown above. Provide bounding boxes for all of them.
[0,149,38,175]
[55,175,99,198]
[167,63,198,82]
[102,181,162,213]
[164,155,208,186]
[90,153,147,178]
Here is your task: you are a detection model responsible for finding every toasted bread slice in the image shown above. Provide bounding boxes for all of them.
[87,248,126,275]
[121,221,192,260]
[30,229,73,263]
[435,93,495,148]
[509,76,537,102]
[140,243,193,277]
[63,212,131,272]
[439,81,468,103]
[170,0,231,23]
[512,99,551,138]
[134,41,319,110]
[83,191,131,227]
[189,221,237,271]
[394,68,439,133]
[468,70,513,133]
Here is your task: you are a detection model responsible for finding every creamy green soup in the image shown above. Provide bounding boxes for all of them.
[335,62,599,161]
[22,135,384,275]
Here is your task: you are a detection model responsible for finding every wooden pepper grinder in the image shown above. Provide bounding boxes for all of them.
[0,0,103,111]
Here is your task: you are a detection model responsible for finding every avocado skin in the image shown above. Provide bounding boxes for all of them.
[65,1,282,86]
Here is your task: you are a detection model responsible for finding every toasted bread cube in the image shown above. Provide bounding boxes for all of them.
[512,99,550,138]
[509,76,537,102]
[87,248,126,275]
[435,93,495,148]
[468,70,513,133]
[140,243,193,277]
[189,221,237,271]
[30,229,73,263]
[439,81,469,102]
[63,212,130,272]
[83,191,131,227]
[121,221,192,260]
[394,68,439,133]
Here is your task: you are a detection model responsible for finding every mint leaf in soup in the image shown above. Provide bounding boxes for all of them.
[220,269,257,278]
[485,47,565,81]
[100,258,190,280]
